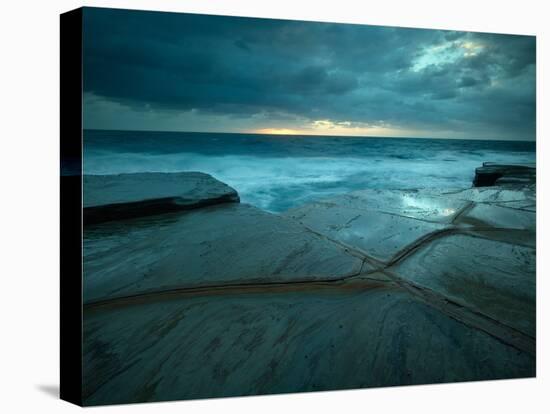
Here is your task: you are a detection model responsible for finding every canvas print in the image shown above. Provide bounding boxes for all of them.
[68,6,536,406]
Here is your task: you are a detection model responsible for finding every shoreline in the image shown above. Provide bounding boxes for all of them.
[80,164,536,404]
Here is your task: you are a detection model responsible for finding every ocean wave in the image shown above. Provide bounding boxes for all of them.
[83,148,535,212]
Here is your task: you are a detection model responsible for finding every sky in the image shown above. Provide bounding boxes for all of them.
[83,7,536,140]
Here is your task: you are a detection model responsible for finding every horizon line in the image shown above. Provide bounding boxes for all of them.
[82,128,536,143]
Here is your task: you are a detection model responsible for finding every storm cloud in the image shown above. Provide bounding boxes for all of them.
[83,7,536,140]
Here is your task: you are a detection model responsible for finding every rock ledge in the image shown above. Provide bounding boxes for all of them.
[83,172,239,225]
[473,162,535,187]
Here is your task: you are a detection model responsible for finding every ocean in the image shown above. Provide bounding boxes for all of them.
[83,130,536,212]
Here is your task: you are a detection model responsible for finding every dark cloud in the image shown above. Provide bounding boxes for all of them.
[83,7,536,140]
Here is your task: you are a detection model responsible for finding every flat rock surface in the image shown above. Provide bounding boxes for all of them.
[390,234,536,337]
[285,202,445,263]
[459,203,535,231]
[282,185,536,338]
[83,283,534,405]
[84,203,365,304]
[440,186,536,204]
[82,174,536,405]
[302,189,471,223]
[83,172,239,224]
[283,189,473,263]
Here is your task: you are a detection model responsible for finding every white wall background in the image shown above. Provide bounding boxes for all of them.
[0,0,547,412]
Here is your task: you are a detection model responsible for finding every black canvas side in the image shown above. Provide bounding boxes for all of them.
[60,7,83,407]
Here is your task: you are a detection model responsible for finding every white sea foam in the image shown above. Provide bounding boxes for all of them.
[83,148,535,212]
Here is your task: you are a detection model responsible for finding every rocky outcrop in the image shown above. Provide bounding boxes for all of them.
[473,162,535,187]
[81,171,536,405]
[84,203,364,305]
[284,186,536,343]
[83,172,239,225]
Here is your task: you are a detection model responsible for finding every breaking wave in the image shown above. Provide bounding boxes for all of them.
[83,130,536,212]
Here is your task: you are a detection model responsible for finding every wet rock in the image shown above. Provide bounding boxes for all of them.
[440,186,535,203]
[83,283,534,405]
[390,234,535,337]
[473,162,535,187]
[83,172,239,225]
[84,203,365,304]
[285,201,445,263]
[82,171,536,405]
[303,189,470,224]
[283,189,471,263]
[283,184,536,342]
[457,203,535,231]
[494,200,536,212]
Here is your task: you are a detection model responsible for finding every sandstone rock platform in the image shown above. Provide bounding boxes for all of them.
[83,172,239,224]
[82,170,536,405]
[473,162,536,187]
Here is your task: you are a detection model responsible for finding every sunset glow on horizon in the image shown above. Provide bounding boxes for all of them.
[254,128,302,135]
[83,9,535,141]
[251,119,424,138]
